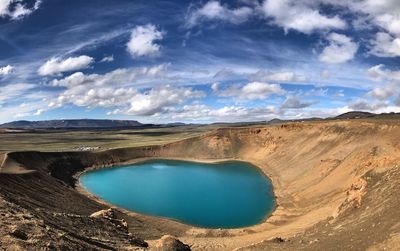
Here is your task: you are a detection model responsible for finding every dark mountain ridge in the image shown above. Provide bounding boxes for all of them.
[0,119,143,129]
[1,111,399,129]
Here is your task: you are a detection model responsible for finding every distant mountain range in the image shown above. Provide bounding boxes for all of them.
[0,119,144,129]
[333,111,400,120]
[0,111,399,129]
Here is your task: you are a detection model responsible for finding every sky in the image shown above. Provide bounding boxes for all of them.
[0,0,399,124]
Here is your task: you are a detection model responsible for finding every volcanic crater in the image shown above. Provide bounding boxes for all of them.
[1,119,400,250]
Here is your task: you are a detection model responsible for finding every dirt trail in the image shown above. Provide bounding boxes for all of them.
[0,119,399,250]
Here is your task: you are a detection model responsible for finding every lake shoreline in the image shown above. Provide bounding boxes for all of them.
[79,159,276,229]
[76,156,280,232]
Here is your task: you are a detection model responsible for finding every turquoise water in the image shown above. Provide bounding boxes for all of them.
[80,159,275,228]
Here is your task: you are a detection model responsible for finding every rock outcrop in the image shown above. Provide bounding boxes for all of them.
[155,235,191,251]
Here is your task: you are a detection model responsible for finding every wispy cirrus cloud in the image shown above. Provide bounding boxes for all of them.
[214,81,284,100]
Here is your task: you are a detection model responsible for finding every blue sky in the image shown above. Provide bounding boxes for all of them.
[0,0,399,123]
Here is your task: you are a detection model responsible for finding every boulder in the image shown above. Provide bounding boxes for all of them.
[155,235,191,251]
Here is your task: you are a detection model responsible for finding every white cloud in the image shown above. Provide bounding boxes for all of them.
[366,64,400,101]
[338,1,400,58]
[186,0,347,34]
[0,101,46,122]
[127,24,164,58]
[0,83,35,104]
[47,64,197,117]
[281,96,317,109]
[164,103,277,122]
[0,0,41,20]
[370,32,400,58]
[186,1,253,27]
[319,33,358,64]
[100,55,114,63]
[251,70,307,82]
[0,82,54,122]
[0,65,14,75]
[367,87,396,100]
[367,64,386,80]
[38,55,94,76]
[51,64,168,89]
[348,98,388,111]
[350,1,400,34]
[375,13,400,35]
[261,0,346,34]
[218,81,284,100]
[118,85,204,116]
[367,64,400,81]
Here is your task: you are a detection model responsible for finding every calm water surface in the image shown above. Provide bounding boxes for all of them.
[80,159,275,228]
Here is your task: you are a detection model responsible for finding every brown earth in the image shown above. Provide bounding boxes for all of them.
[0,119,400,250]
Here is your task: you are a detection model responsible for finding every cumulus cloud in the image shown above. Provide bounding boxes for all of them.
[375,13,400,35]
[281,96,317,109]
[126,24,164,58]
[0,0,41,20]
[367,64,400,81]
[350,1,400,33]
[348,99,387,111]
[319,33,358,64]
[163,103,277,122]
[186,0,347,34]
[366,64,400,101]
[51,64,168,89]
[367,64,386,80]
[38,55,94,76]
[186,0,253,27]
[370,32,400,58]
[338,1,400,57]
[110,86,204,116]
[47,64,202,117]
[367,87,396,100]
[217,81,284,100]
[261,0,346,34]
[0,65,14,75]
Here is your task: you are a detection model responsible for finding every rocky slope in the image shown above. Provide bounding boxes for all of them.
[0,119,399,250]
